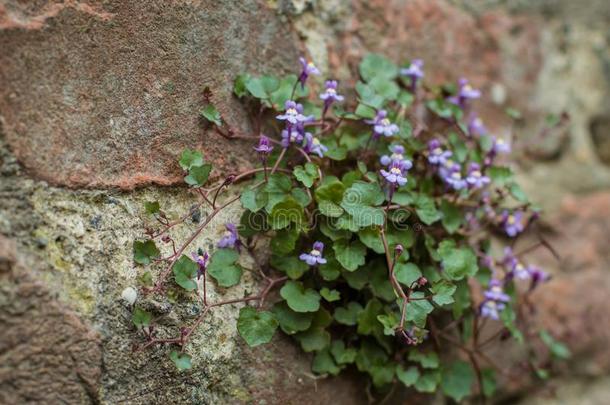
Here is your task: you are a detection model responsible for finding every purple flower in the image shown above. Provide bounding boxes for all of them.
[365,110,399,138]
[299,241,327,266]
[380,160,410,187]
[320,80,344,106]
[380,144,413,168]
[440,160,467,190]
[529,266,550,289]
[502,247,518,269]
[400,59,424,90]
[303,132,328,158]
[276,100,313,125]
[253,135,274,155]
[491,137,511,154]
[480,279,510,320]
[191,249,209,280]
[218,223,241,250]
[281,128,304,148]
[465,162,490,189]
[448,78,481,107]
[427,139,452,165]
[468,114,487,137]
[501,210,525,237]
[298,57,321,89]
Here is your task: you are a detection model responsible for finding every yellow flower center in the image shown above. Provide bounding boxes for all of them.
[497,139,505,145]
[471,170,481,178]
[507,215,516,225]
[444,159,454,168]
[310,249,321,256]
[381,118,391,126]
[433,147,443,155]
[326,87,336,95]
[391,153,403,161]
[307,61,316,68]
[463,84,473,92]
[286,108,297,115]
[390,167,402,175]
[312,137,320,145]
[516,264,524,272]
[451,172,461,179]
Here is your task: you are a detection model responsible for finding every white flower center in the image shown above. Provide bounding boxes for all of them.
[444,159,454,168]
[507,215,516,225]
[497,139,505,145]
[491,286,502,294]
[326,87,336,95]
[391,153,403,161]
[390,167,402,175]
[451,172,461,179]
[286,108,297,115]
[474,118,483,126]
[381,118,391,126]
[463,84,473,92]
[516,264,524,272]
[290,132,298,141]
[310,249,321,256]
[471,170,481,178]
[486,300,497,308]
[312,137,320,145]
[307,62,316,68]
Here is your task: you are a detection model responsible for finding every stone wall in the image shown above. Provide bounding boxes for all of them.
[1,0,609,404]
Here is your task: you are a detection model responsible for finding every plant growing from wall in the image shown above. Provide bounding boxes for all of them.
[128,54,569,402]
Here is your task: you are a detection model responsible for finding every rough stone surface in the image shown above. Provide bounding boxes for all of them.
[0,0,298,189]
[2,0,610,403]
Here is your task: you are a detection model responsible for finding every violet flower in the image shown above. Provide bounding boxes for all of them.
[448,78,481,107]
[480,279,510,320]
[468,114,487,137]
[380,144,412,168]
[320,80,344,111]
[501,210,525,237]
[298,57,321,89]
[365,110,399,138]
[303,132,328,158]
[253,135,274,155]
[439,160,467,190]
[276,100,312,125]
[218,223,241,250]
[191,249,209,280]
[465,162,490,189]
[529,266,550,290]
[281,128,305,148]
[491,137,511,154]
[427,139,452,165]
[380,160,410,187]
[400,59,424,90]
[299,241,327,266]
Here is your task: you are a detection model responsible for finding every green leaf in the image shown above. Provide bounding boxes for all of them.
[356,340,389,372]
[239,209,269,238]
[333,239,366,271]
[369,76,399,100]
[414,370,440,393]
[330,340,358,365]
[295,327,331,352]
[207,249,242,288]
[432,280,457,306]
[179,149,204,171]
[395,262,422,287]
[172,255,199,290]
[396,365,420,387]
[482,369,497,398]
[280,281,321,313]
[441,360,474,402]
[426,98,462,120]
[144,201,160,215]
[272,301,313,335]
[320,287,341,302]
[369,260,396,302]
[377,313,399,335]
[415,194,441,225]
[409,350,439,369]
[132,307,151,328]
[234,73,250,98]
[355,103,377,119]
[509,182,529,202]
[397,91,414,108]
[358,227,385,254]
[539,330,571,359]
[200,104,222,126]
[237,306,278,347]
[312,349,341,375]
[322,140,348,161]
[334,302,364,326]
[184,164,212,187]
[270,74,308,107]
[133,240,160,265]
[269,197,305,230]
[500,305,524,343]
[370,364,396,387]
[356,82,385,108]
[315,176,346,204]
[357,299,383,335]
[245,75,279,99]
[440,199,463,234]
[438,240,478,281]
[359,53,398,82]
[293,163,319,188]
[169,351,192,371]
[240,188,267,212]
[488,166,513,186]
[318,200,344,217]
[319,253,342,281]
[291,188,311,207]
[404,292,434,328]
[270,255,308,280]
[342,265,371,290]
[270,227,299,255]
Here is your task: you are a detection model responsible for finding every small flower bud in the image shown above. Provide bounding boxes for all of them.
[394,244,404,256]
[121,287,138,305]
[417,277,428,287]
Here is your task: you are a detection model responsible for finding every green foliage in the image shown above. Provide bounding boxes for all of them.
[132,54,561,397]
[207,249,242,288]
[133,240,159,265]
[237,307,278,347]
